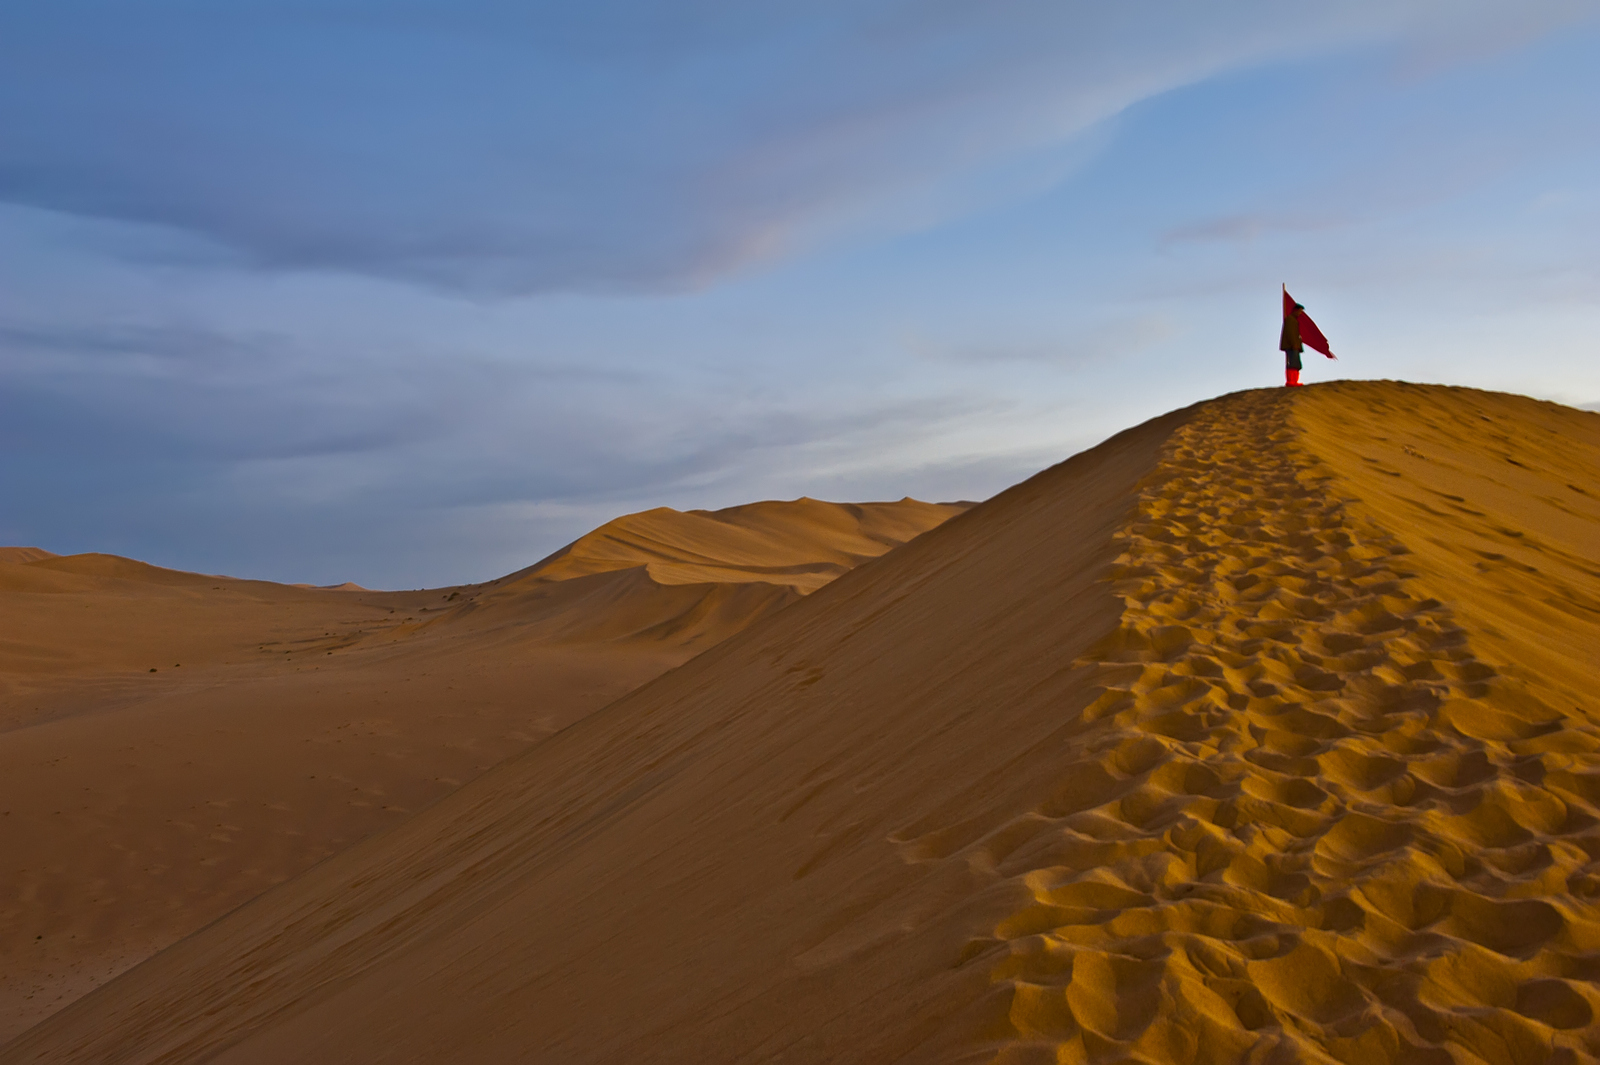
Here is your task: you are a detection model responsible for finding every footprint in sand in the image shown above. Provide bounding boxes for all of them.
[963,391,1600,1064]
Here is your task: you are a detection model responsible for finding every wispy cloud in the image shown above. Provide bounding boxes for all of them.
[1161,213,1350,247]
[912,315,1176,366]
[2,0,1588,294]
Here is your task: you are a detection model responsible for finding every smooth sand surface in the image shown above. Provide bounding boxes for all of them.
[0,498,963,1044]
[516,497,970,593]
[5,383,1598,1064]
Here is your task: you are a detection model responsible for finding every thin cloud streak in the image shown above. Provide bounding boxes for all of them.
[2,1,1589,293]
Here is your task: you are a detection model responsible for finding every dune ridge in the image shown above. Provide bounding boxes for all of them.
[0,549,56,565]
[503,497,969,591]
[4,383,1598,1064]
[0,498,960,1044]
[971,386,1600,1062]
[448,498,967,647]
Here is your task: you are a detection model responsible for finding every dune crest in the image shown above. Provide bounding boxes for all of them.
[971,385,1600,1062]
[514,497,967,592]
[4,384,1598,1064]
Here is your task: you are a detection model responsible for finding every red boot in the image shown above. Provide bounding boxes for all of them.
[1285,368,1302,387]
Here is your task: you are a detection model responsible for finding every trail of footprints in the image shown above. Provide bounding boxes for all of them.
[966,392,1600,1064]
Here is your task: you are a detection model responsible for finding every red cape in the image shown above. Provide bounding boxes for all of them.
[1283,287,1335,358]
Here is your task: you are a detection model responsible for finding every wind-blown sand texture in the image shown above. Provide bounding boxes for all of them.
[4,382,1598,1065]
[0,498,964,1043]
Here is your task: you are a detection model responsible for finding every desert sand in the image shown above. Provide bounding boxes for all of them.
[0,498,964,1044]
[4,382,1599,1064]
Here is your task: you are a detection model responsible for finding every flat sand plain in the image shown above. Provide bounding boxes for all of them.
[0,498,963,1043]
[5,382,1598,1064]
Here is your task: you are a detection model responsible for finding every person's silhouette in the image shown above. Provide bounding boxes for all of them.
[1280,286,1336,387]
[1280,301,1306,387]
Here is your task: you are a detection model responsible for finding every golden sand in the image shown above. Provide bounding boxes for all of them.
[2,383,1596,1064]
[0,498,962,1044]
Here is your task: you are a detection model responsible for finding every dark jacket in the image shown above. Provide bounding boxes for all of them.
[1279,314,1303,355]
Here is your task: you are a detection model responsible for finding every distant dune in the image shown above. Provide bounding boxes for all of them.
[6,383,1599,1064]
[0,498,964,1043]
[452,497,972,648]
[0,548,56,565]
[516,497,969,592]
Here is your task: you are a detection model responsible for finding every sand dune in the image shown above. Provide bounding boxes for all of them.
[454,498,970,646]
[0,549,56,565]
[0,498,961,1044]
[6,383,1599,1064]
[514,497,969,592]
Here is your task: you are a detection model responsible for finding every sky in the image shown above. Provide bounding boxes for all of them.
[3,1,1599,589]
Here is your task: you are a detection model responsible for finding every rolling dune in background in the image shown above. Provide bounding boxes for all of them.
[5,382,1599,1064]
[0,498,965,1043]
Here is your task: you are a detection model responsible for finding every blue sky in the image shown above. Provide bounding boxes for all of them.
[4,1,1598,588]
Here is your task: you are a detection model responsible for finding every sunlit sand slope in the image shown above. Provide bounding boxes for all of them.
[5,383,1597,1065]
[513,497,968,591]
[453,497,970,646]
[0,498,958,1044]
[976,383,1600,1063]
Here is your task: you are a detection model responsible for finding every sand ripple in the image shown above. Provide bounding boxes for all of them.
[967,391,1600,1064]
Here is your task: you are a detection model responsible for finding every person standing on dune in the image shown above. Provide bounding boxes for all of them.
[1280,285,1336,387]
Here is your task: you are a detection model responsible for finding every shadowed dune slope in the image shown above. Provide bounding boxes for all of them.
[6,383,1600,1065]
[0,549,56,565]
[0,499,958,1044]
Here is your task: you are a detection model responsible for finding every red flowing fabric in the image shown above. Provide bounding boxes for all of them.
[1283,286,1335,358]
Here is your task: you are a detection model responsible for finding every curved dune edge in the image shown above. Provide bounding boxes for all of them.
[3,384,1597,1065]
